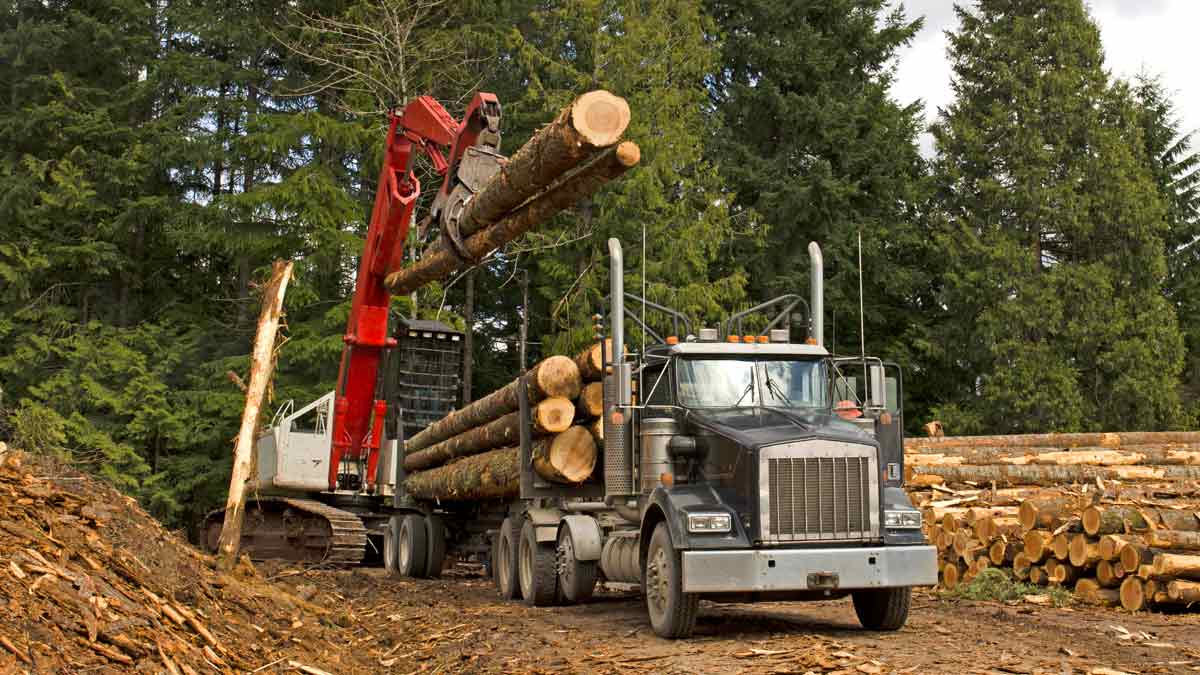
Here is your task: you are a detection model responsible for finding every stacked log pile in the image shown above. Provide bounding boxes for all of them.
[908,431,1200,612]
[401,341,618,501]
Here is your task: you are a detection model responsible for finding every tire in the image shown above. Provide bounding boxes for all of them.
[397,514,428,578]
[425,514,446,578]
[643,522,699,639]
[518,520,558,606]
[494,517,522,600]
[557,527,597,603]
[852,587,911,631]
[383,515,403,575]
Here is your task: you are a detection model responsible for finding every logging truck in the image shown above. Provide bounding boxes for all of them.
[202,87,936,638]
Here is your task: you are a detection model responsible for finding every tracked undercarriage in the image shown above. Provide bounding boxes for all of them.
[203,497,369,565]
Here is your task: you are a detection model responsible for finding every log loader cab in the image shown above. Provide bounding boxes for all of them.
[573,237,937,637]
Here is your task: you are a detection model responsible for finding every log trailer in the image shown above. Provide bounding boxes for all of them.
[204,88,937,639]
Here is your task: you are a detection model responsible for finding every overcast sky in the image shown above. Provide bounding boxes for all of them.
[891,0,1199,156]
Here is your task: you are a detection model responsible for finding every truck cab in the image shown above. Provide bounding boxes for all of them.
[587,237,937,637]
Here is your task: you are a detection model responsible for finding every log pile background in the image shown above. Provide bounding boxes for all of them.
[908,431,1200,612]
[401,341,618,501]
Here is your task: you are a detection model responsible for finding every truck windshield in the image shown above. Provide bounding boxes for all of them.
[676,358,829,409]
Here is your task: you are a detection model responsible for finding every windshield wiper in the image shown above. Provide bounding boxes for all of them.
[764,373,793,407]
[733,370,756,406]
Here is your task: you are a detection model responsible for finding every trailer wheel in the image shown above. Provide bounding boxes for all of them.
[518,520,558,606]
[494,517,521,600]
[397,514,429,578]
[852,587,911,631]
[556,527,597,603]
[383,515,403,575]
[425,514,446,578]
[644,522,699,638]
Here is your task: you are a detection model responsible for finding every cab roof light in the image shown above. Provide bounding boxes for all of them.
[665,336,679,345]
[756,335,769,344]
[742,335,756,344]
[726,335,740,343]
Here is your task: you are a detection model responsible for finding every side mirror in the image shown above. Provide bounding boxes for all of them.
[868,363,887,409]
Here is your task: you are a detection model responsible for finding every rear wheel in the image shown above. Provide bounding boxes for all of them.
[397,514,428,578]
[852,587,911,631]
[494,517,521,600]
[644,522,699,638]
[425,514,446,578]
[518,520,558,606]
[557,527,597,603]
[383,515,403,575]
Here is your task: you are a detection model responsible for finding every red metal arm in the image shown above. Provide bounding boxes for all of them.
[328,93,498,492]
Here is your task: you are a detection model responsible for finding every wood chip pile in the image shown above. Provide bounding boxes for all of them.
[907,431,1200,612]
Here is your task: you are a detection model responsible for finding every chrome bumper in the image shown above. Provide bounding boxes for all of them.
[681,545,938,593]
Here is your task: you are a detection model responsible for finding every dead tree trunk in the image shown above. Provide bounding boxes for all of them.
[216,261,293,572]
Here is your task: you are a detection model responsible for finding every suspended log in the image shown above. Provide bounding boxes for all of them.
[1068,535,1102,568]
[433,91,630,253]
[1120,577,1148,611]
[1166,579,1200,603]
[574,339,624,381]
[919,463,1200,487]
[1152,552,1200,580]
[405,355,581,452]
[402,397,575,472]
[385,142,641,295]
[907,431,1200,451]
[532,426,597,484]
[1019,496,1085,532]
[576,381,604,418]
[1145,529,1200,551]
[403,428,597,500]
[1074,578,1121,607]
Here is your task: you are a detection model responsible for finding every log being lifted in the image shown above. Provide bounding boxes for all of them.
[917,463,1200,487]
[403,426,597,501]
[907,431,1200,451]
[433,91,631,252]
[405,355,581,452]
[402,397,574,472]
[385,141,641,295]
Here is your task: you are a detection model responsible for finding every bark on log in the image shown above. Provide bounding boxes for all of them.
[908,445,1200,466]
[919,463,1200,487]
[405,355,581,452]
[1082,505,1151,536]
[1019,496,1085,532]
[1159,509,1200,531]
[1068,535,1102,568]
[216,261,293,572]
[432,91,630,253]
[402,397,575,471]
[1074,578,1121,606]
[532,426,597,484]
[574,339,623,381]
[1145,529,1200,551]
[1152,552,1200,579]
[576,381,604,418]
[1166,579,1200,603]
[907,431,1200,451]
[385,142,641,295]
[403,446,520,501]
[588,417,604,444]
[1049,562,1079,586]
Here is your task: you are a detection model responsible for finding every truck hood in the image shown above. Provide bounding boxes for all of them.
[687,407,875,450]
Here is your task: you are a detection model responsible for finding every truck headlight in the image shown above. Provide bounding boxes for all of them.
[884,509,922,529]
[687,513,732,533]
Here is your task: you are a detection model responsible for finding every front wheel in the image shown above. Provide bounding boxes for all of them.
[644,522,699,638]
[852,587,911,631]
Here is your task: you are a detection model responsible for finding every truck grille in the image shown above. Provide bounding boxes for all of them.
[759,442,879,543]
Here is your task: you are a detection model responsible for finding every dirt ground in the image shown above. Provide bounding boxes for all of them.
[268,563,1200,675]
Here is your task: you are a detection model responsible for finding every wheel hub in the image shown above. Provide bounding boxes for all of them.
[646,547,669,614]
[557,535,575,587]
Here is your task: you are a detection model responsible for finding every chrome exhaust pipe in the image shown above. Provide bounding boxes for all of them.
[608,238,624,371]
[808,242,824,347]
[605,238,634,498]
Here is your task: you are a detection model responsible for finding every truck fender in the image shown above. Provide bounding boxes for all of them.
[559,515,603,561]
[643,488,692,551]
[525,506,562,544]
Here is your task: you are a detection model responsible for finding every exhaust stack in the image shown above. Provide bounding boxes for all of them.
[808,242,824,347]
[604,238,634,497]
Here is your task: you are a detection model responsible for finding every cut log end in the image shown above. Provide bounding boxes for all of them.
[534,426,597,484]
[535,397,576,433]
[571,91,631,147]
[1120,576,1147,612]
[535,355,583,400]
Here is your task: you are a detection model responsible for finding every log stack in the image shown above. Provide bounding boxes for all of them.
[400,340,620,501]
[909,431,1200,612]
